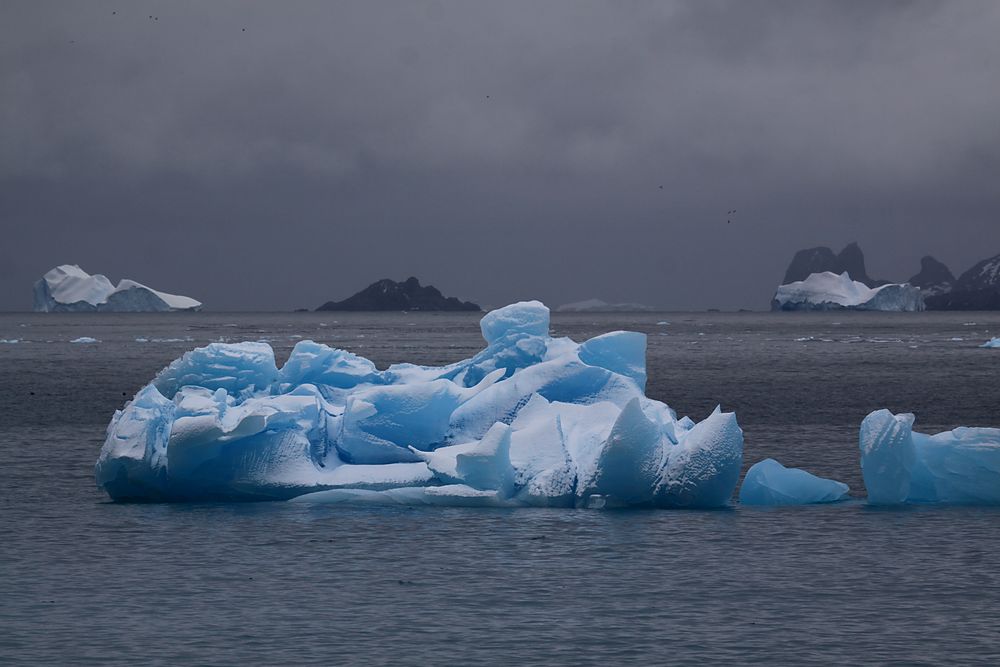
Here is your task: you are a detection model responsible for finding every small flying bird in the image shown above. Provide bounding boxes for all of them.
[658,185,664,189]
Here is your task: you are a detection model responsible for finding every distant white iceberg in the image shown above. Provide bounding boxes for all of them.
[772,272,924,312]
[96,301,743,507]
[34,265,202,312]
[860,409,1000,505]
[739,458,849,505]
[70,337,100,344]
[556,299,655,313]
[981,337,1000,348]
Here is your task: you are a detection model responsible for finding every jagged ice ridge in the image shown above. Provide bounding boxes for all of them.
[96,301,744,507]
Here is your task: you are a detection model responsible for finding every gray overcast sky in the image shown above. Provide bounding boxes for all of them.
[2,0,999,311]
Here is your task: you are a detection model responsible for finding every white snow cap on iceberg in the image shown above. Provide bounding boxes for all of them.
[772,272,924,312]
[96,300,744,507]
[34,264,202,312]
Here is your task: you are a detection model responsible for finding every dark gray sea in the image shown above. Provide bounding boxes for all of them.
[2,311,999,665]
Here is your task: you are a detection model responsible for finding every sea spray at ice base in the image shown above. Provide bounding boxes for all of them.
[96,301,744,507]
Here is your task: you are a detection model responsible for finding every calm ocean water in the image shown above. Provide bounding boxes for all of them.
[2,311,999,665]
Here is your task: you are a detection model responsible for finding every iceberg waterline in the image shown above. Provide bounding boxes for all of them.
[96,301,745,507]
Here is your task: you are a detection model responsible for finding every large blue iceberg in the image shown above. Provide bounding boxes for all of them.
[739,458,849,506]
[96,301,744,507]
[860,410,1000,505]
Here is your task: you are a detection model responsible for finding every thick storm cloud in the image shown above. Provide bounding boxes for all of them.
[2,1,999,310]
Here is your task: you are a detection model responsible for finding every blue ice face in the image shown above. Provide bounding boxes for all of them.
[739,458,849,506]
[96,302,745,507]
[860,409,1000,505]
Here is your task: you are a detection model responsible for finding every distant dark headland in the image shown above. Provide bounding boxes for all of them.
[782,242,889,287]
[316,277,481,312]
[777,243,1000,310]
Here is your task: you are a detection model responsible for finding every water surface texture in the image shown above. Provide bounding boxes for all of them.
[2,311,999,665]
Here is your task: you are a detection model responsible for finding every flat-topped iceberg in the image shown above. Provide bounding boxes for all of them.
[34,265,202,312]
[739,458,849,505]
[96,301,744,507]
[860,410,1000,505]
[772,271,924,312]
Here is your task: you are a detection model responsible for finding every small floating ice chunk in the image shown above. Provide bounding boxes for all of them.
[0,339,20,344]
[981,337,1000,349]
[860,409,1000,505]
[739,458,849,505]
[70,337,99,343]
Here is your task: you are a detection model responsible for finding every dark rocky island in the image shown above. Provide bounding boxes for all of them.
[782,242,887,287]
[907,256,955,297]
[316,277,481,312]
[924,253,1000,310]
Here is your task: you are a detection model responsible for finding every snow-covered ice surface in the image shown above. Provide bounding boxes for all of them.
[96,301,744,506]
[33,264,202,312]
[982,337,1000,348]
[739,458,849,505]
[860,409,1000,505]
[70,336,99,344]
[772,271,924,311]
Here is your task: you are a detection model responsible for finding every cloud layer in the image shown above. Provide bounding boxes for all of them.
[2,1,999,310]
